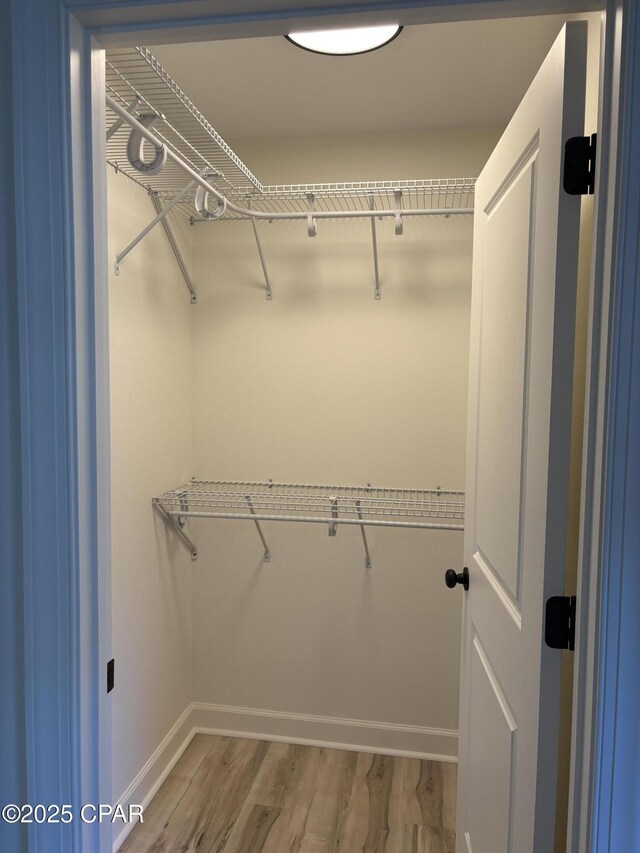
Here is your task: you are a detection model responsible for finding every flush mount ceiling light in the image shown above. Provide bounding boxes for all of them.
[286,24,402,56]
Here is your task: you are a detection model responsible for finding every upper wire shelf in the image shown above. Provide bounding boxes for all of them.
[105,47,476,223]
[106,47,477,300]
[152,479,465,567]
[106,46,263,199]
[200,178,476,222]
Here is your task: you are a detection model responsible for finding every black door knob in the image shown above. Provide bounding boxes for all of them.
[445,567,469,591]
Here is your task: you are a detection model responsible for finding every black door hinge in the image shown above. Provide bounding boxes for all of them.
[563,133,597,195]
[107,658,115,693]
[545,596,576,651]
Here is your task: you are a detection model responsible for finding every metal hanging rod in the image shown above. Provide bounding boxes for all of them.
[153,479,464,569]
[161,510,464,530]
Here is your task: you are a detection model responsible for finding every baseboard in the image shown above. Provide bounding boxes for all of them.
[112,704,195,852]
[191,702,458,762]
[113,701,458,851]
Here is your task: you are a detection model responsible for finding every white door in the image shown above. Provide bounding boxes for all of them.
[455,22,587,853]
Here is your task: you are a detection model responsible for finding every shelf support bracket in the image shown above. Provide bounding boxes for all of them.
[246,496,272,562]
[152,499,198,560]
[151,193,198,303]
[114,179,196,276]
[368,195,382,300]
[247,199,273,300]
[356,500,372,569]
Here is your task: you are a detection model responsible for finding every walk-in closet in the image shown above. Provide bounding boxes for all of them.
[105,13,600,852]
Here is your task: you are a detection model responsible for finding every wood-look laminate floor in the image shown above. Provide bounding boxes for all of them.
[119,735,456,853]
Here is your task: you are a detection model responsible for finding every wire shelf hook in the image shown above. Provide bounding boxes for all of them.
[307,194,317,237]
[394,189,404,236]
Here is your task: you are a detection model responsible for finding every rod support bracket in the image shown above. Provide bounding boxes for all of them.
[356,499,372,569]
[152,498,198,560]
[368,196,382,300]
[248,198,273,300]
[246,496,272,563]
[150,191,198,303]
[115,178,196,274]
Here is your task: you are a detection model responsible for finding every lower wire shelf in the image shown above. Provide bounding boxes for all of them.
[152,479,465,567]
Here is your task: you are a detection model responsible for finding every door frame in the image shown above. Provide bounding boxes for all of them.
[5,1,638,851]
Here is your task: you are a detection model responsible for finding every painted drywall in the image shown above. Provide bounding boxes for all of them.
[108,169,196,806]
[188,126,501,745]
[150,14,576,138]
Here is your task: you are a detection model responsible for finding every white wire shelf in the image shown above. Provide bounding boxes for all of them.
[106,48,476,299]
[105,47,476,223]
[152,479,465,567]
[106,46,262,199]
[199,178,476,222]
[156,479,465,519]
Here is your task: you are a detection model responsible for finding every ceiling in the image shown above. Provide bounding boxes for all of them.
[149,15,580,140]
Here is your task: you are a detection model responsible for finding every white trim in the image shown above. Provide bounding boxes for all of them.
[190,701,458,762]
[81,1,605,49]
[69,17,110,851]
[580,1,640,850]
[567,3,627,850]
[112,704,195,852]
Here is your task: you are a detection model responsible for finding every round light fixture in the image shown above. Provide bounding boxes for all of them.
[286,24,402,56]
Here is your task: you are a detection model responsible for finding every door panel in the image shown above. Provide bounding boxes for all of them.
[456,23,587,853]
[475,155,537,606]
[465,632,517,853]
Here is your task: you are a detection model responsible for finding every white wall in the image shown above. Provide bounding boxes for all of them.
[189,127,501,752]
[108,169,195,804]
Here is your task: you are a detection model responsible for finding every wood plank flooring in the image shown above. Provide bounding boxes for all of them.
[119,735,457,853]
